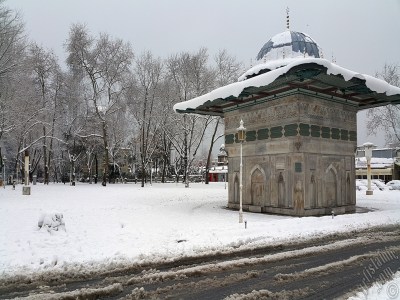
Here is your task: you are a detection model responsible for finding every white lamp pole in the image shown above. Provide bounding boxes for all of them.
[237,120,246,223]
[362,142,376,195]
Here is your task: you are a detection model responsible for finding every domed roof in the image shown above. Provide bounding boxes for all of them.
[256,31,322,62]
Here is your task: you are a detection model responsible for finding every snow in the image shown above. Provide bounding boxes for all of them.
[238,57,302,81]
[209,166,228,173]
[256,31,322,64]
[37,212,66,233]
[361,142,377,148]
[357,179,392,192]
[0,182,399,285]
[270,31,292,44]
[355,157,394,169]
[173,58,400,113]
[348,271,400,300]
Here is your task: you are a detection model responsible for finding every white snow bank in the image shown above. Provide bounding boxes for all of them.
[348,271,400,300]
[174,58,400,112]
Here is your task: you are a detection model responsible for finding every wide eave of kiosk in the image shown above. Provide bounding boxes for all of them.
[174,59,400,116]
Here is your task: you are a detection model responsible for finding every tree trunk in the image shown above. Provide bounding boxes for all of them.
[161,159,166,183]
[14,145,21,184]
[46,98,57,185]
[141,123,146,187]
[205,119,220,184]
[141,159,145,187]
[43,125,48,184]
[183,115,189,187]
[102,121,109,186]
[95,154,98,184]
[161,133,168,183]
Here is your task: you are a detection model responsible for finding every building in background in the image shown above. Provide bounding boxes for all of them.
[356,148,400,182]
[208,149,228,182]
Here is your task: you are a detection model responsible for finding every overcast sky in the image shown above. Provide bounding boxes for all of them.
[7,0,400,147]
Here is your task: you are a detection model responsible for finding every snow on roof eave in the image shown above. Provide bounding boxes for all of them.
[173,58,400,114]
[238,57,306,81]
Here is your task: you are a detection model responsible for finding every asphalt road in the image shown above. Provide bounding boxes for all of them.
[1,225,399,299]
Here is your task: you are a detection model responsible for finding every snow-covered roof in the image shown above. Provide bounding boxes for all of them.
[256,31,322,63]
[174,58,400,116]
[209,166,228,173]
[355,157,394,169]
[238,57,304,81]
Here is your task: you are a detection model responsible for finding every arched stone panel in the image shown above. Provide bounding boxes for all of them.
[278,171,286,207]
[324,165,338,207]
[309,171,317,208]
[294,180,304,214]
[233,173,239,204]
[250,165,265,206]
[346,171,351,205]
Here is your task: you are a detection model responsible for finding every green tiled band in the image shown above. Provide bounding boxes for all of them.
[257,128,269,140]
[225,123,357,144]
[270,126,283,138]
[284,124,298,137]
[246,130,257,142]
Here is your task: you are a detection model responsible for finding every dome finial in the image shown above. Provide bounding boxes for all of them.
[286,7,290,30]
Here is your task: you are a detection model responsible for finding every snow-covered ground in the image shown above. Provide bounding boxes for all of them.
[349,271,400,300]
[0,182,399,285]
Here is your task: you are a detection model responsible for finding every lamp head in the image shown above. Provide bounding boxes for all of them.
[360,142,377,160]
[237,120,246,142]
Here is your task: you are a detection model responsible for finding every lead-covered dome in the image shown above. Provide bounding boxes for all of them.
[256,31,322,62]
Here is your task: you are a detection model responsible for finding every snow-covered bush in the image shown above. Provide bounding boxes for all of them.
[38,212,66,233]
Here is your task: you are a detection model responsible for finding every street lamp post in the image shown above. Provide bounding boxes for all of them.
[361,142,377,195]
[237,120,246,223]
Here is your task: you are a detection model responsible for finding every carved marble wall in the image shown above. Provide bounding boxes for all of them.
[225,93,357,216]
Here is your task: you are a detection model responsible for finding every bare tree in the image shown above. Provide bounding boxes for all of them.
[367,63,400,146]
[66,24,133,186]
[27,43,61,184]
[155,79,176,183]
[108,108,131,183]
[4,51,49,183]
[204,49,243,184]
[129,51,164,187]
[0,1,26,170]
[57,70,90,183]
[166,48,215,186]
[1,6,252,187]
[0,1,25,80]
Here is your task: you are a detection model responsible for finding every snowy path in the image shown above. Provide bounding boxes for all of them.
[1,226,399,299]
